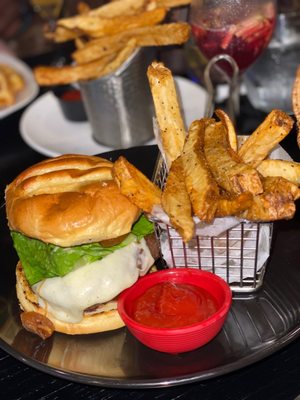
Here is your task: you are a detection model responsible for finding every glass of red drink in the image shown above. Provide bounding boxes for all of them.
[190,0,277,74]
[189,0,277,118]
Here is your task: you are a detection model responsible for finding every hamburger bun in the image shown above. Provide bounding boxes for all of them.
[16,262,125,335]
[6,154,140,247]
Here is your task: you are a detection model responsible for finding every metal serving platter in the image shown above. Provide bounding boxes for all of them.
[0,146,300,388]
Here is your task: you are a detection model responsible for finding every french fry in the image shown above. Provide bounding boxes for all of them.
[292,65,300,148]
[238,110,294,167]
[84,0,147,18]
[257,159,300,186]
[147,61,186,167]
[72,37,126,64]
[57,7,167,36]
[162,156,194,242]
[113,156,162,213]
[181,119,219,223]
[215,192,253,218]
[77,1,91,14]
[215,108,237,151]
[34,54,115,85]
[72,23,190,64]
[239,176,298,221]
[44,25,80,43]
[0,70,14,107]
[34,39,137,85]
[262,176,300,201]
[156,0,191,6]
[204,121,263,195]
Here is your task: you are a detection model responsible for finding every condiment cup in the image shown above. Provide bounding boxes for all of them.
[118,268,232,354]
[52,85,87,122]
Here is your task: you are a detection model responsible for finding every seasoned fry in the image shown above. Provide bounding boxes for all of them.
[83,0,146,18]
[181,119,219,223]
[0,65,24,107]
[77,1,91,14]
[147,61,186,167]
[72,23,190,64]
[238,110,294,167]
[262,176,300,201]
[0,70,14,107]
[113,156,162,213]
[34,54,114,85]
[44,25,80,43]
[204,121,263,195]
[34,40,137,85]
[162,156,194,242]
[148,0,191,8]
[239,193,295,221]
[216,192,253,218]
[239,176,298,221]
[154,0,191,6]
[73,37,126,64]
[215,108,237,151]
[292,65,300,148]
[57,7,167,36]
[257,159,300,185]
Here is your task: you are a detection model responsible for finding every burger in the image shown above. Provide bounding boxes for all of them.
[5,154,158,339]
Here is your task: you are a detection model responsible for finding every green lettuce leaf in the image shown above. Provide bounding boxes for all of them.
[11,215,154,286]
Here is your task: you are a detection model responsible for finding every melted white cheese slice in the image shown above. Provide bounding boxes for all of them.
[33,239,154,323]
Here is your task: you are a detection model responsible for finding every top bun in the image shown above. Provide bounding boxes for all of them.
[5,154,140,247]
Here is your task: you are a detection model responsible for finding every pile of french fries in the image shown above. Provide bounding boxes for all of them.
[113,61,300,243]
[0,64,25,108]
[34,0,191,86]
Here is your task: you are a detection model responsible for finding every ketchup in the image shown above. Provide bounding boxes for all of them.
[60,89,82,102]
[132,282,218,328]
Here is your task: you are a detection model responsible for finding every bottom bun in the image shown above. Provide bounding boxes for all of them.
[16,262,125,335]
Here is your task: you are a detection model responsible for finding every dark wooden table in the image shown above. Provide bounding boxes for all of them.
[1,87,300,399]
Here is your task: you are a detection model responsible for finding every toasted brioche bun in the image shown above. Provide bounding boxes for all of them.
[16,262,125,335]
[6,154,140,247]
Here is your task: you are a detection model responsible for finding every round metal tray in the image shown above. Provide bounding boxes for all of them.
[1,146,300,388]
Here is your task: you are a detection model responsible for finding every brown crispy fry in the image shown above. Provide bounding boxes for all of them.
[215,108,237,151]
[72,23,190,64]
[162,156,194,242]
[73,37,126,64]
[77,1,91,14]
[113,156,162,213]
[292,65,300,148]
[239,176,298,221]
[44,25,80,43]
[34,39,136,85]
[155,0,191,6]
[204,121,263,195]
[57,7,167,36]
[262,176,300,201]
[181,119,219,223]
[238,110,294,167]
[87,0,147,18]
[34,54,114,85]
[257,159,300,186]
[0,70,14,107]
[215,192,253,218]
[147,61,186,167]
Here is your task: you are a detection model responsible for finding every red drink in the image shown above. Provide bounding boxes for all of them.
[191,9,276,73]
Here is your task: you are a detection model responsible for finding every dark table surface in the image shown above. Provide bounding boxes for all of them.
[1,74,300,399]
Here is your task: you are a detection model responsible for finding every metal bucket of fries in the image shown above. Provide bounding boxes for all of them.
[79,48,155,149]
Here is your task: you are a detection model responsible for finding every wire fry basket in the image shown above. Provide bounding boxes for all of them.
[152,155,273,293]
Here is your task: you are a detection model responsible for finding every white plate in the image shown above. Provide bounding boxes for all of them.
[20,76,207,157]
[0,54,39,119]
